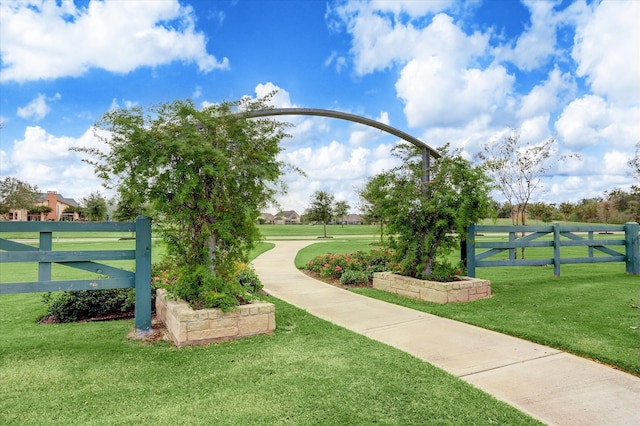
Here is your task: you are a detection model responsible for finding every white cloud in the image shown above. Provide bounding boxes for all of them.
[7,126,109,201]
[272,137,401,214]
[500,0,558,71]
[555,95,640,150]
[518,67,575,119]
[572,1,640,105]
[254,82,296,108]
[330,5,514,129]
[16,94,51,121]
[397,58,514,128]
[324,51,347,73]
[520,115,551,143]
[0,0,229,83]
[347,111,390,146]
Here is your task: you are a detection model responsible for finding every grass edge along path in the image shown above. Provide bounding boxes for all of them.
[294,240,640,376]
[0,292,541,425]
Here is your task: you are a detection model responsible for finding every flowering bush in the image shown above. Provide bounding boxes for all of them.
[305,249,394,284]
[305,248,467,284]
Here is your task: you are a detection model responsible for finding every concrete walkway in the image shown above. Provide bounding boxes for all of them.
[252,240,640,426]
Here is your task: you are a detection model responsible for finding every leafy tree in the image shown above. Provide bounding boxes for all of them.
[307,190,335,238]
[559,202,574,222]
[28,205,53,214]
[334,200,350,227]
[81,192,108,221]
[382,143,491,278]
[112,189,144,222]
[575,198,600,222]
[358,173,395,244]
[0,177,39,216]
[528,202,555,224]
[75,95,292,309]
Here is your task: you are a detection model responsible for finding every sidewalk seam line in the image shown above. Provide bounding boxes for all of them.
[457,351,565,378]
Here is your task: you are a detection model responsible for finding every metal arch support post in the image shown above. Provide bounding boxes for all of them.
[243,108,440,160]
[422,146,431,197]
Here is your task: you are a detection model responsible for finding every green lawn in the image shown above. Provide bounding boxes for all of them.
[0,239,540,425]
[258,223,382,237]
[295,239,640,376]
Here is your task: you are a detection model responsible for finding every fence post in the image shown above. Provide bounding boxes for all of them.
[625,222,639,275]
[38,231,52,282]
[134,216,152,333]
[553,222,561,277]
[509,231,515,261]
[466,223,476,277]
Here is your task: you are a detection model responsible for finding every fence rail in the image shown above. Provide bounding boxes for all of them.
[0,216,152,332]
[466,222,639,277]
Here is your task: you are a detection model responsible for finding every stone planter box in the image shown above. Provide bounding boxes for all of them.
[372,272,491,304]
[156,289,276,347]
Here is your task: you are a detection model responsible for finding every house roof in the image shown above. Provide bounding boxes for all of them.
[279,210,299,218]
[37,193,80,208]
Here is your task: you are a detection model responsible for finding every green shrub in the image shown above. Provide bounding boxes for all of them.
[421,260,465,282]
[237,266,263,293]
[153,258,264,311]
[41,288,136,323]
[339,270,369,286]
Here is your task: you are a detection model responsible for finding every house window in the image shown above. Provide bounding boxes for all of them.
[9,212,17,220]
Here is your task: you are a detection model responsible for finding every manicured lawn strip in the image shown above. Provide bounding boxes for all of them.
[295,240,640,375]
[258,224,381,237]
[0,293,540,425]
[0,231,138,240]
[249,241,275,260]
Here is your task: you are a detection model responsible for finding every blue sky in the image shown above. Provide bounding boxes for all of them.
[1,0,638,214]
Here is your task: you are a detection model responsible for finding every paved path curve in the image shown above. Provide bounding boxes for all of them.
[252,240,640,426]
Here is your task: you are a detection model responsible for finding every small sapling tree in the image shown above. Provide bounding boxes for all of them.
[307,190,335,238]
[334,200,350,227]
[358,173,396,244]
[477,130,579,258]
[81,192,108,221]
[75,94,292,309]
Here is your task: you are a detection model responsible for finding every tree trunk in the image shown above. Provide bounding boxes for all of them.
[520,209,526,259]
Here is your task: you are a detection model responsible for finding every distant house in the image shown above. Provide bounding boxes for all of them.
[260,213,276,224]
[274,210,301,224]
[7,191,80,221]
[344,213,363,225]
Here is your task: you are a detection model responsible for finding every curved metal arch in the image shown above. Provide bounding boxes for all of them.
[243,108,440,159]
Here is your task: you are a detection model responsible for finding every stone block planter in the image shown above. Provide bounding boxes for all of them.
[372,272,491,304]
[156,289,276,347]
